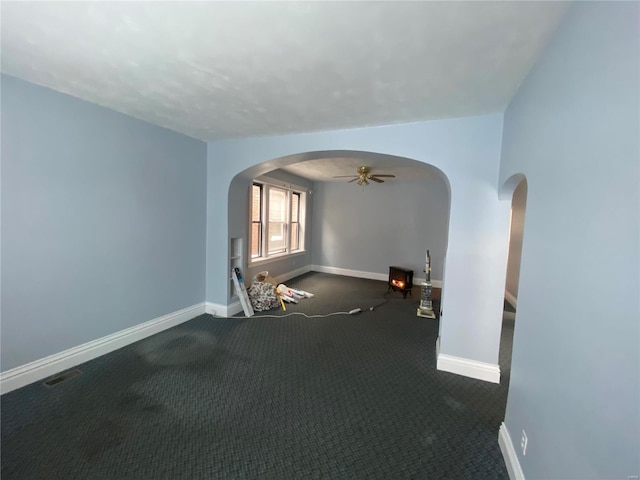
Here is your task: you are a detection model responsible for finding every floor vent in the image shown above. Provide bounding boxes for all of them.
[43,369,82,387]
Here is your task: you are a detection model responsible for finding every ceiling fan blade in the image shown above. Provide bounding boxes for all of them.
[334,167,395,186]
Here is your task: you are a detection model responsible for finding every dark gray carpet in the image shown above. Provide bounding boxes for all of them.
[1,273,513,479]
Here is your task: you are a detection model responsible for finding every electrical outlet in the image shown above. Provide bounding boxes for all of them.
[521,430,528,456]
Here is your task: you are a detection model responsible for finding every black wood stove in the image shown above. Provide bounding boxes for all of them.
[388,266,414,298]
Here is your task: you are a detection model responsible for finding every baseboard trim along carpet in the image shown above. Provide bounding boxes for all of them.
[0,302,206,395]
[499,423,526,480]
[206,301,242,318]
[208,264,441,318]
[311,265,442,288]
[437,353,501,383]
[273,265,313,285]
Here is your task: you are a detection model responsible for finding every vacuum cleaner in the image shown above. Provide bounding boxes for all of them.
[417,250,436,319]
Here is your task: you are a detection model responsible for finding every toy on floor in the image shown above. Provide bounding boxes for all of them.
[277,284,315,303]
[231,267,255,317]
[247,281,280,311]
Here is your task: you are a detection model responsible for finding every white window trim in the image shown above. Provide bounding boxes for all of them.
[250,176,307,265]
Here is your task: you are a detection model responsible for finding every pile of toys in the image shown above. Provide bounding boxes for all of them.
[276,284,314,304]
[249,271,314,312]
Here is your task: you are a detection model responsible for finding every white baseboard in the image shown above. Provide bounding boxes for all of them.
[205,302,217,316]
[226,302,243,317]
[311,265,442,287]
[505,290,517,308]
[273,265,312,285]
[499,423,526,480]
[206,301,242,318]
[437,353,501,383]
[208,265,441,318]
[0,302,206,395]
[205,266,312,319]
[311,264,388,282]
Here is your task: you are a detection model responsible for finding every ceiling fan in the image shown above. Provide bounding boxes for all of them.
[333,166,396,186]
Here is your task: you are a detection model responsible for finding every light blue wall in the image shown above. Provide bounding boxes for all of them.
[312,177,449,281]
[499,2,639,478]
[1,75,207,371]
[208,114,509,367]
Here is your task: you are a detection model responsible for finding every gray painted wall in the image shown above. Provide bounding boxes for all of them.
[311,177,449,281]
[499,3,639,478]
[505,179,527,302]
[1,75,207,371]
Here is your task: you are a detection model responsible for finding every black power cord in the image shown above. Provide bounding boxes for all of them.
[361,289,397,312]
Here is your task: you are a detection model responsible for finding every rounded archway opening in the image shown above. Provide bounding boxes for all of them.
[498,173,528,389]
[227,150,451,311]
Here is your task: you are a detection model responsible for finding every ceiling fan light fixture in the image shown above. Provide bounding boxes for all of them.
[333,165,395,187]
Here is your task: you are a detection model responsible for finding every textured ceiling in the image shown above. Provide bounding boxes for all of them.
[1,1,569,143]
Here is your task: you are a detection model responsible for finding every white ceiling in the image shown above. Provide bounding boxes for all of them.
[281,156,441,183]
[1,1,569,146]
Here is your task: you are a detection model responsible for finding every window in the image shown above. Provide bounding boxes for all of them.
[251,184,262,258]
[268,187,287,254]
[290,192,300,251]
[251,180,305,261]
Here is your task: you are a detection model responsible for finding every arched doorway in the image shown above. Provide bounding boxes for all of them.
[227,151,451,316]
[499,174,528,385]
